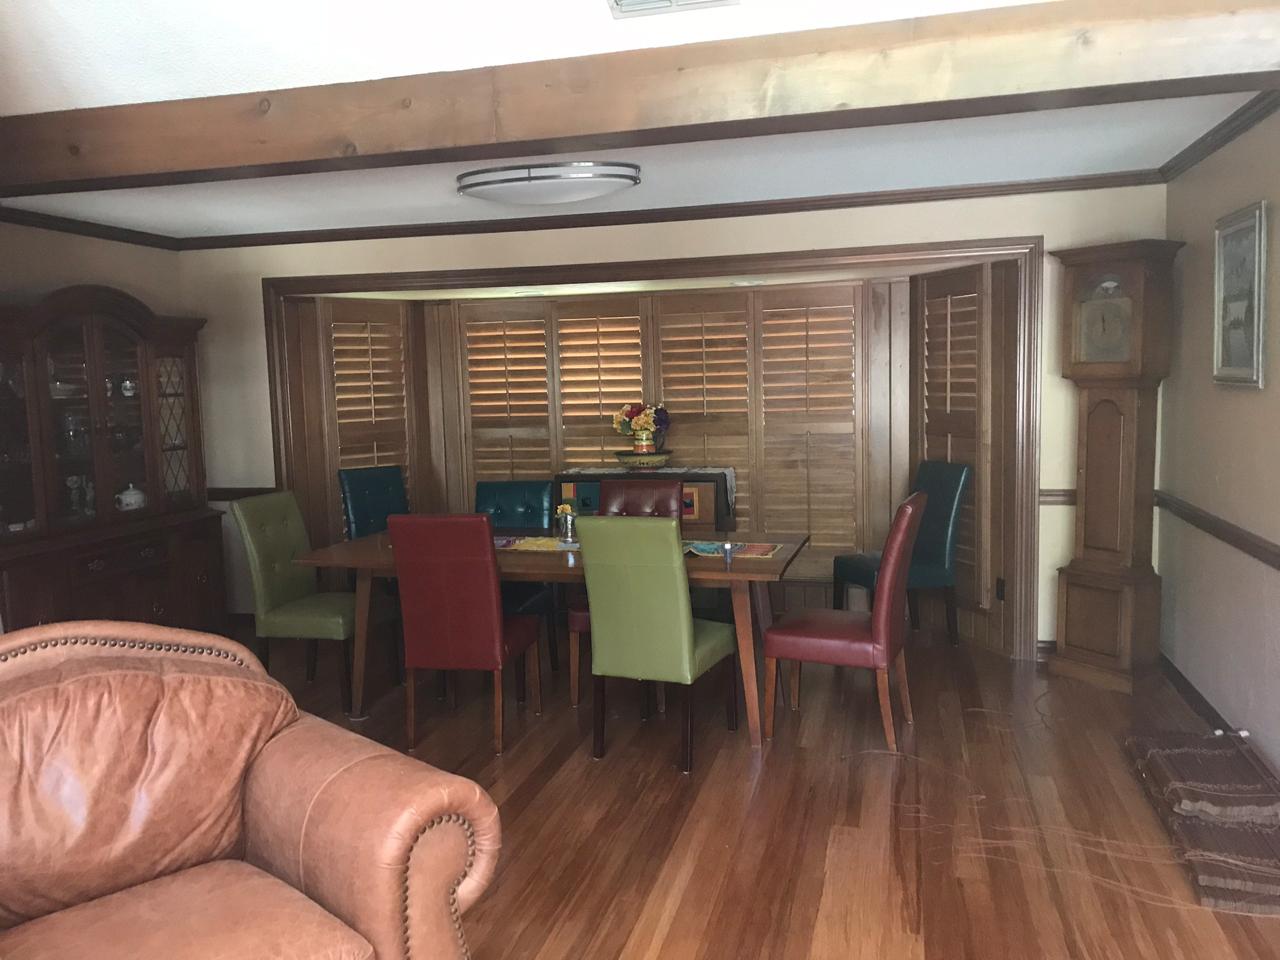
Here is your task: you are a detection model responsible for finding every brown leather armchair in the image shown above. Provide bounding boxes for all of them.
[0,621,500,960]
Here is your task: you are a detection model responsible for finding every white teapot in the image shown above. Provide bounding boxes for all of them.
[115,483,147,511]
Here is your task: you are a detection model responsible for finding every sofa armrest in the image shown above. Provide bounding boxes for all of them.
[242,715,500,960]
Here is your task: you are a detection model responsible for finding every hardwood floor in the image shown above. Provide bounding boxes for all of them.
[260,627,1280,960]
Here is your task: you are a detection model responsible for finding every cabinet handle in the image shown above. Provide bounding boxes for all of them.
[197,573,209,585]
[86,558,106,573]
[152,600,165,617]
[139,546,157,560]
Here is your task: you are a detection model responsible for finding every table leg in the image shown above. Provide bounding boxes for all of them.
[730,580,763,748]
[350,568,373,720]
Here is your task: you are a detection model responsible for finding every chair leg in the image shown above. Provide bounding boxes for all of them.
[592,675,607,759]
[655,683,666,714]
[944,586,960,646]
[339,639,353,715]
[259,638,271,673]
[528,638,543,716]
[789,660,801,712]
[405,667,417,754]
[725,657,739,732]
[304,639,317,682]
[492,669,505,755]
[832,574,845,611]
[437,670,448,701]
[876,668,897,752]
[569,631,581,707]
[641,680,654,721]
[388,626,404,687]
[516,653,527,704]
[893,651,914,725]
[680,684,693,773]
[907,590,920,630]
[763,657,778,739]
[544,607,560,672]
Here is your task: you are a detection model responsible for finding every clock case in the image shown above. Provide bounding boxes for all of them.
[1049,240,1183,693]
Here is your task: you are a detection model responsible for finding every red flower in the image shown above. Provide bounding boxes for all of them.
[624,403,645,418]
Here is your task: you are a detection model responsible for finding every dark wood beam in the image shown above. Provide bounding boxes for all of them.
[2,0,1278,197]
[1160,91,1280,180]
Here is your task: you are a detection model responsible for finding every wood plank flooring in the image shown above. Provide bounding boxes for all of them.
[264,629,1280,960]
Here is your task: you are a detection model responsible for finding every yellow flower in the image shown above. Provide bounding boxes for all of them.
[556,503,575,517]
[630,409,657,433]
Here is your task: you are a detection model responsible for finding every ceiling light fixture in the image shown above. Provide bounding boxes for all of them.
[456,161,641,205]
[608,0,738,18]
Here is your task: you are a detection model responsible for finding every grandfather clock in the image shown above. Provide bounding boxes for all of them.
[1049,240,1182,693]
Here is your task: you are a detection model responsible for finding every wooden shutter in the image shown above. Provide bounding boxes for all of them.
[329,299,411,479]
[555,297,644,467]
[656,291,753,527]
[917,265,992,609]
[460,300,553,482]
[757,283,862,553]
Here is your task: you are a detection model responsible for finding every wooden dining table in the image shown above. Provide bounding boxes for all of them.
[296,530,808,747]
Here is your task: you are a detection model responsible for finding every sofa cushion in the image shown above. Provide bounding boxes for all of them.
[0,643,297,928]
[0,859,373,960]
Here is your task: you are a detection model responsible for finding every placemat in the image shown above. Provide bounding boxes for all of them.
[683,541,781,559]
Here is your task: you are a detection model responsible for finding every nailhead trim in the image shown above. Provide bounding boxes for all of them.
[403,813,478,960]
[0,636,248,667]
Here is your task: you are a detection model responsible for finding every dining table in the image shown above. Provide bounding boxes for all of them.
[296,530,808,747]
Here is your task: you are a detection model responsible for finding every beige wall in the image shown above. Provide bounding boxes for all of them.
[1,185,1168,640]
[1161,112,1280,767]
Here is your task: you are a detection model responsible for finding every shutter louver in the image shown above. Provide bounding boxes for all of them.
[330,307,410,480]
[657,292,753,527]
[759,284,860,552]
[462,301,553,482]
[556,298,644,467]
[920,276,989,608]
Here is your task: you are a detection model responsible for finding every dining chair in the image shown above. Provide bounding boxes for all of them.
[231,491,370,710]
[831,460,970,645]
[765,492,927,751]
[566,478,683,708]
[387,513,543,755]
[475,480,559,671]
[337,465,409,539]
[576,515,738,773]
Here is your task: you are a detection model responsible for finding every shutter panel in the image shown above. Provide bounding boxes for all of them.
[555,297,644,467]
[330,301,411,481]
[758,283,861,552]
[461,300,552,482]
[656,291,753,527]
[918,265,990,608]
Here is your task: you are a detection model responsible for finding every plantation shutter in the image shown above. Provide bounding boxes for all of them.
[460,300,553,482]
[758,283,861,552]
[655,291,753,527]
[329,299,411,479]
[555,297,645,467]
[917,265,991,608]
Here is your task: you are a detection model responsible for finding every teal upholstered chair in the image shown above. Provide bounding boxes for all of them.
[230,491,371,710]
[831,460,971,644]
[475,480,559,670]
[338,465,409,539]
[576,516,738,772]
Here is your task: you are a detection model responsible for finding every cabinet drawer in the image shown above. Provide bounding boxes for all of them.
[73,536,168,580]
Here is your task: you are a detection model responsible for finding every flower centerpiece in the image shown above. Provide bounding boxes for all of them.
[612,402,670,454]
[555,502,577,542]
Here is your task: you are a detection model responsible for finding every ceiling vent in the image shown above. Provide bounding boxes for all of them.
[608,0,738,18]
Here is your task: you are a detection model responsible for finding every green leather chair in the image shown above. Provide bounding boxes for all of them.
[230,491,364,710]
[831,460,971,644]
[576,516,739,772]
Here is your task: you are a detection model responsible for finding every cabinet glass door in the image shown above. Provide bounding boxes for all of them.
[44,318,97,527]
[0,352,37,538]
[155,351,196,507]
[98,320,152,518]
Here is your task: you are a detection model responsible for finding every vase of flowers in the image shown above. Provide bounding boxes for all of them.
[555,502,577,543]
[612,402,670,454]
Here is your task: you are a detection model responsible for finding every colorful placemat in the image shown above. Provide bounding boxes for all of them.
[496,536,576,552]
[683,541,781,559]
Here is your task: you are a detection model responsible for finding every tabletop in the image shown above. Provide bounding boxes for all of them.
[297,530,809,584]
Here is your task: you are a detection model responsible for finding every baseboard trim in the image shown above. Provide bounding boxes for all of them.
[1159,654,1232,733]
[207,486,276,501]
[1038,488,1076,506]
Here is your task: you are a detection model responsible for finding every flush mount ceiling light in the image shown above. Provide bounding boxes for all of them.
[456,161,641,205]
[609,0,738,17]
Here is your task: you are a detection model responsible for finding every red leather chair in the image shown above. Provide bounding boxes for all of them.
[388,513,543,754]
[763,492,927,751]
[566,479,683,707]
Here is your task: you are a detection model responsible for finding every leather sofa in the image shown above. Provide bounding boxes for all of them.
[0,620,500,960]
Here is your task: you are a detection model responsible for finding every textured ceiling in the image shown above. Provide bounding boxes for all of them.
[0,0,1049,116]
[0,94,1249,238]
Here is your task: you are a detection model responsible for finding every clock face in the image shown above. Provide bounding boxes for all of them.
[1074,276,1133,364]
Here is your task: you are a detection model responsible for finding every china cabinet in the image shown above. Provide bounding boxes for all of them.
[0,285,224,632]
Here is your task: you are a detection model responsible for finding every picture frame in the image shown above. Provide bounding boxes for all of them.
[1213,200,1267,387]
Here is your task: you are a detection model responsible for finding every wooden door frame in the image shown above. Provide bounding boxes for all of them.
[261,235,1044,659]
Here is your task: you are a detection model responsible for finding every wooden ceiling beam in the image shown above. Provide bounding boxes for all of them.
[3,0,1279,197]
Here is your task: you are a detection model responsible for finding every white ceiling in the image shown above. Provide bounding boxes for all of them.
[0,0,1050,117]
[0,93,1249,239]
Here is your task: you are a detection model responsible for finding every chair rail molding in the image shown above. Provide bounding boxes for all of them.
[1155,490,1280,571]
